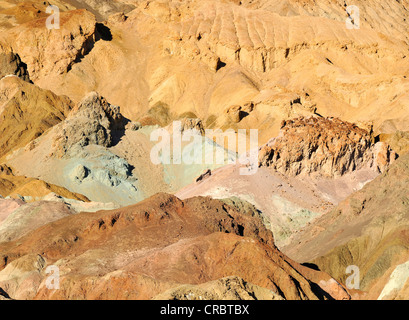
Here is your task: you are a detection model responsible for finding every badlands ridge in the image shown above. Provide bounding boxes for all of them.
[0,0,408,300]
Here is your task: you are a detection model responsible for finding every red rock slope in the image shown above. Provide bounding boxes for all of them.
[0,193,350,300]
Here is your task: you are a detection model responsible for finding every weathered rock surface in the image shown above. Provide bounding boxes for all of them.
[0,200,74,243]
[153,276,284,300]
[258,116,397,177]
[0,194,117,246]
[54,91,128,155]
[0,76,73,159]
[2,9,96,81]
[2,0,406,146]
[0,0,408,301]
[282,152,409,299]
[0,193,350,300]
[4,92,237,205]
[0,43,30,81]
[0,197,24,226]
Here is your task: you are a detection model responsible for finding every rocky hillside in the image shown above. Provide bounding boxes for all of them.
[0,76,73,160]
[0,0,408,301]
[0,193,350,300]
[282,152,409,299]
[0,0,407,146]
[258,116,397,177]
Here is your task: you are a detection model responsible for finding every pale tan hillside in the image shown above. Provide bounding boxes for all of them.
[0,0,407,147]
[0,76,73,160]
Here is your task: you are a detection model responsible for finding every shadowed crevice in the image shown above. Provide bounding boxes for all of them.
[67,23,113,72]
[95,23,113,41]
[0,287,11,299]
[301,262,321,271]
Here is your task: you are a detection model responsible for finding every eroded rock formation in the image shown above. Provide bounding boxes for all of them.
[0,193,350,300]
[258,116,397,177]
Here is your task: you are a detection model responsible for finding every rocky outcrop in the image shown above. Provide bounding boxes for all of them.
[258,116,397,177]
[0,43,30,82]
[54,92,128,155]
[0,193,350,300]
[224,102,254,124]
[4,9,97,81]
[179,117,205,135]
[4,89,231,206]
